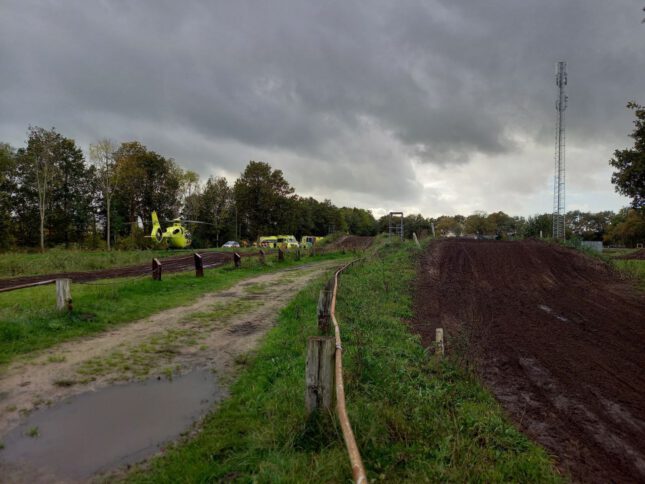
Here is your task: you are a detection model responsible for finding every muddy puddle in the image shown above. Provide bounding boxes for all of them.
[0,369,223,482]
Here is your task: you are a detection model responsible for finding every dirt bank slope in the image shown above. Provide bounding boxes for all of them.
[413,239,645,483]
[326,235,374,250]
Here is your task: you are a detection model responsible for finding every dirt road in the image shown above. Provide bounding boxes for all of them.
[0,260,338,439]
[413,239,645,483]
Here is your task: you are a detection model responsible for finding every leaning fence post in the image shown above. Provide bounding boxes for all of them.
[152,258,162,280]
[305,336,335,415]
[234,252,242,268]
[295,248,301,261]
[56,278,72,311]
[258,249,265,264]
[413,232,420,248]
[436,328,444,356]
[194,253,204,277]
[278,248,284,262]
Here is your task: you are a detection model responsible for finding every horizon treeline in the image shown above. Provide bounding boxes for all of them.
[0,127,642,251]
[0,127,379,251]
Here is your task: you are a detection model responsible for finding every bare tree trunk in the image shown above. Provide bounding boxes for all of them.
[107,197,111,251]
[39,208,45,252]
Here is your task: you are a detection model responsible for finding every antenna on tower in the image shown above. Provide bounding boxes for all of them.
[553,61,567,240]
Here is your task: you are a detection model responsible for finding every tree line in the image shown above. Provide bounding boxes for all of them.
[388,209,643,246]
[0,101,642,251]
[0,127,378,251]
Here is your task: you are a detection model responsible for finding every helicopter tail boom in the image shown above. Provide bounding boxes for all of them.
[151,211,163,242]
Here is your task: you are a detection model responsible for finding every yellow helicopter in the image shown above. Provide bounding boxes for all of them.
[147,211,213,249]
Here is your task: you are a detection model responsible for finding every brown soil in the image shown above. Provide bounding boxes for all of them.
[326,235,374,250]
[0,251,264,292]
[614,248,645,260]
[413,239,645,483]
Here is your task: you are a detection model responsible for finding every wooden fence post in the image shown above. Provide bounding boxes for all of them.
[194,253,204,277]
[258,249,265,264]
[278,248,284,262]
[56,278,72,311]
[295,248,301,261]
[305,336,335,415]
[152,258,162,280]
[234,252,242,268]
[317,280,334,333]
[436,328,444,356]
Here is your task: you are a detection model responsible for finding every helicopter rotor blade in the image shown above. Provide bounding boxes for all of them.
[181,220,217,226]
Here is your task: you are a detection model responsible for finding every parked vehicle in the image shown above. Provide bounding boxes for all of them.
[222,241,240,248]
[300,235,324,248]
[258,235,299,249]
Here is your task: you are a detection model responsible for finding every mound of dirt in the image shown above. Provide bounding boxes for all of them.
[614,248,645,260]
[413,239,645,483]
[325,235,374,250]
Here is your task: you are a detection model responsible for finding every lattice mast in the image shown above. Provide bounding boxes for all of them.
[553,61,567,240]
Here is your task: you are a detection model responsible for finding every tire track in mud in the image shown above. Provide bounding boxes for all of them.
[413,239,645,483]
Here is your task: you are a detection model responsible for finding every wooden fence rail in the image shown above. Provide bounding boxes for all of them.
[307,259,367,483]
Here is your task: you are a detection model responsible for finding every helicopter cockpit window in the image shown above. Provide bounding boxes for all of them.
[173,228,180,235]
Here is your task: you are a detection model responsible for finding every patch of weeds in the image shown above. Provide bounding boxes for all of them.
[26,426,39,438]
[232,353,249,366]
[0,441,4,450]
[189,299,261,327]
[244,282,269,294]
[18,408,31,417]
[53,378,77,387]
[162,367,174,380]
[47,354,66,363]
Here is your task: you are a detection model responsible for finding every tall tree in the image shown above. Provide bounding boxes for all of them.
[0,144,16,249]
[113,141,184,233]
[47,135,94,247]
[89,139,118,250]
[17,127,60,251]
[197,176,233,246]
[233,161,294,240]
[610,102,645,209]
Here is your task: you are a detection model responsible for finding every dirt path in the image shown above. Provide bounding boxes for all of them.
[413,239,645,483]
[0,260,338,439]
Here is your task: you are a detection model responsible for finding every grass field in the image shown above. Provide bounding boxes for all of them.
[126,239,561,482]
[0,252,349,367]
[0,247,269,279]
[614,259,645,290]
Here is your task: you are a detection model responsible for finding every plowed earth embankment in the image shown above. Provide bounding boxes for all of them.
[413,239,645,483]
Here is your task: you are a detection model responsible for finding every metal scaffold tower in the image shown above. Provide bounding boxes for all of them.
[388,212,404,240]
[553,61,567,240]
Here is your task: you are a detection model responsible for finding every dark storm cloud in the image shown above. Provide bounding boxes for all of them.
[0,0,643,212]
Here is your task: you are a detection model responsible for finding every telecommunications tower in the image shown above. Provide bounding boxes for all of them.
[552,61,567,240]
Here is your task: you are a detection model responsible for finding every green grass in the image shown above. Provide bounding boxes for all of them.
[126,239,561,483]
[614,259,645,290]
[0,252,348,367]
[0,246,273,279]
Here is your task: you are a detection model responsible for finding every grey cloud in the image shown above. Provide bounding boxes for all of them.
[0,0,643,214]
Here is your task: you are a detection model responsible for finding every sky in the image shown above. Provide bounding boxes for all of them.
[1,0,643,218]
